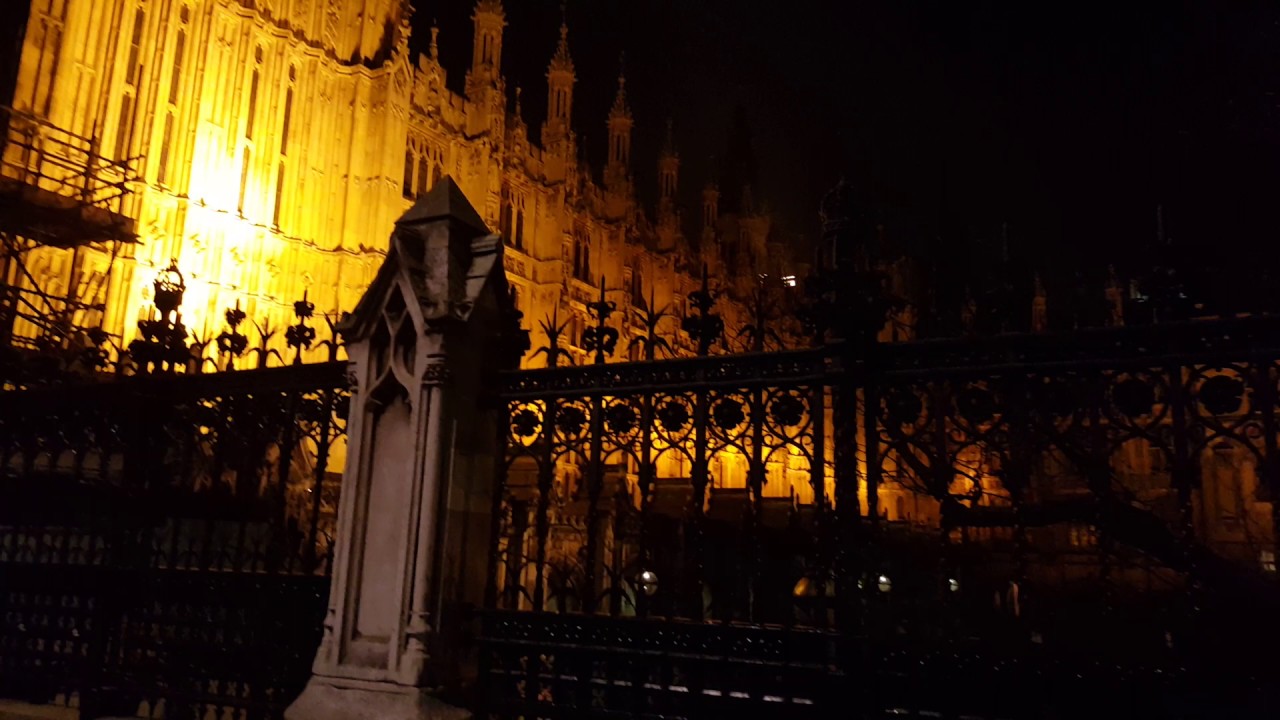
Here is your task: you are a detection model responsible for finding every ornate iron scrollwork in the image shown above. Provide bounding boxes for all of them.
[217,301,250,369]
[581,279,619,364]
[286,290,318,364]
[129,259,190,374]
[533,308,573,368]
[631,287,673,361]
[681,265,723,357]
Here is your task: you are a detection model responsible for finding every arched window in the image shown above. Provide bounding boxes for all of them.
[282,67,296,150]
[631,269,645,308]
[498,187,511,238]
[403,150,415,199]
[511,193,526,252]
[115,3,148,160]
[572,232,591,282]
[246,49,263,140]
[237,146,251,215]
[275,66,297,228]
[273,162,286,227]
[430,144,445,184]
[158,5,191,185]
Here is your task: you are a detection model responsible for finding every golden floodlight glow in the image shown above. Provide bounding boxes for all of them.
[4,0,799,370]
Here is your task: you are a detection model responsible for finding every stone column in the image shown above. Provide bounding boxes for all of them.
[287,178,525,720]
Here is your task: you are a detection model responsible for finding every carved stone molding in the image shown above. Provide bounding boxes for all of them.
[289,177,514,720]
[422,363,450,387]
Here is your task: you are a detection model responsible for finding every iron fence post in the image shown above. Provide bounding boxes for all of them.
[1167,362,1198,626]
[689,375,710,620]
[1258,360,1280,592]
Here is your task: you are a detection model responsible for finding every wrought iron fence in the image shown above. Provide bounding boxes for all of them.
[1,257,347,393]
[0,361,348,720]
[480,313,1280,718]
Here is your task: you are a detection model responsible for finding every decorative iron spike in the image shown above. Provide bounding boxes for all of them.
[217,300,250,368]
[318,313,345,363]
[797,262,835,347]
[632,284,672,362]
[253,319,282,369]
[533,305,572,368]
[738,275,779,353]
[152,259,186,318]
[286,290,318,364]
[128,261,190,374]
[681,264,723,356]
[187,331,214,373]
[582,276,619,364]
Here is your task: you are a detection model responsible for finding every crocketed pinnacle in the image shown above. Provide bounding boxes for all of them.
[661,117,676,157]
[610,65,630,120]
[547,4,573,73]
[474,0,504,18]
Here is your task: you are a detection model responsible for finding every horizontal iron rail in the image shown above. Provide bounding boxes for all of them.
[0,360,348,411]
[499,314,1280,399]
[499,347,833,399]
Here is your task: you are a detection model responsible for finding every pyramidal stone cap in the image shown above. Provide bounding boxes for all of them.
[396,175,491,235]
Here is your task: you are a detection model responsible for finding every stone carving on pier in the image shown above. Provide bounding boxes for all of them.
[287,177,523,720]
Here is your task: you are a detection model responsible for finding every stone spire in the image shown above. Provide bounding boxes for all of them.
[549,3,574,75]
[465,0,506,137]
[467,0,505,93]
[658,118,680,211]
[609,58,630,122]
[656,119,681,251]
[702,180,720,232]
[510,85,528,143]
[605,57,633,195]
[543,4,575,147]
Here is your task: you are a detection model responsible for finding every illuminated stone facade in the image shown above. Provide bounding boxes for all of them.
[1,0,1272,618]
[4,0,798,366]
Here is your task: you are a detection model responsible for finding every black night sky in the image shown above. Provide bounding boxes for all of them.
[415,1,1280,279]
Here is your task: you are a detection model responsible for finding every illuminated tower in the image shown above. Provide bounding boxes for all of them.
[543,9,576,181]
[467,0,506,92]
[700,180,721,272]
[0,0,792,375]
[604,64,633,216]
[702,181,720,234]
[656,119,680,250]
[658,119,679,209]
[466,0,507,140]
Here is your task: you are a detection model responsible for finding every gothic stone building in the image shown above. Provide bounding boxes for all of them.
[1,0,1271,621]
[0,0,797,368]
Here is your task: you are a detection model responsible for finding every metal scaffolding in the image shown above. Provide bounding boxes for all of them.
[0,105,138,357]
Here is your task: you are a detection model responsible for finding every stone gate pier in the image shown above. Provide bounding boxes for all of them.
[286,178,525,720]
